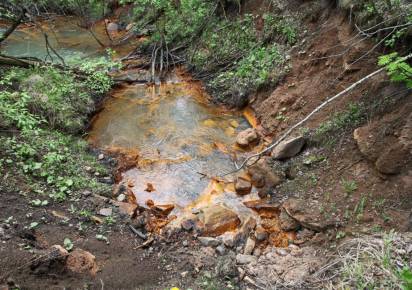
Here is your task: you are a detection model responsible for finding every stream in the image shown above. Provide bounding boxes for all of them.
[2,17,259,217]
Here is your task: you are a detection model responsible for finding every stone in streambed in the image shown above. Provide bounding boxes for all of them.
[236,128,259,147]
[198,205,241,237]
[234,177,252,195]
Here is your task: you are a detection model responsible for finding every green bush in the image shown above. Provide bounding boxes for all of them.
[209,45,286,102]
[0,66,111,200]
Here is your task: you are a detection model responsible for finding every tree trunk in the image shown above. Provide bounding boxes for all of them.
[0,8,24,44]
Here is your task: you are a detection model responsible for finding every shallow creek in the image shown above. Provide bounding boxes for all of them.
[1,18,261,218]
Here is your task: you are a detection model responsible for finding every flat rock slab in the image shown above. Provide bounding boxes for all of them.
[282,198,339,232]
[272,136,305,160]
[243,199,281,218]
[198,204,241,237]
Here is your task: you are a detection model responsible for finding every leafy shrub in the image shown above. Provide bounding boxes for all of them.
[0,66,111,200]
[378,52,412,88]
[209,45,286,103]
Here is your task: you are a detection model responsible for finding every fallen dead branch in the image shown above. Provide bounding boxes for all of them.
[222,53,412,176]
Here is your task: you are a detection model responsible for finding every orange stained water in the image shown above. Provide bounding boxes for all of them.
[88,79,250,211]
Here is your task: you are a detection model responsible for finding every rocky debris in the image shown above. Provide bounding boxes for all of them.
[116,193,126,202]
[66,249,98,276]
[98,207,113,217]
[181,218,197,231]
[236,254,257,265]
[30,245,68,275]
[112,201,137,218]
[279,209,300,231]
[198,204,241,237]
[221,233,236,248]
[272,136,305,160]
[353,109,412,175]
[243,199,281,218]
[283,198,339,231]
[234,177,252,195]
[234,216,257,244]
[152,204,175,216]
[240,245,325,288]
[296,228,315,242]
[236,128,259,147]
[247,158,283,198]
[255,226,268,242]
[243,237,256,255]
[111,69,151,83]
[198,237,221,247]
[216,245,226,255]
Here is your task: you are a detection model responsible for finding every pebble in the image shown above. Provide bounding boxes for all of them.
[98,154,104,160]
[116,194,126,202]
[182,240,189,247]
[216,245,226,255]
[98,208,113,217]
[198,237,220,247]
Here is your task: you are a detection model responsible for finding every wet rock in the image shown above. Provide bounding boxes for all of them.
[243,199,281,218]
[283,198,339,231]
[234,177,252,195]
[152,204,175,216]
[254,226,268,242]
[279,209,300,231]
[98,208,112,217]
[250,171,266,188]
[272,136,305,160]
[243,237,255,255]
[66,249,98,276]
[248,158,283,197]
[198,205,241,237]
[236,128,259,147]
[113,201,137,218]
[198,237,220,247]
[30,245,68,275]
[236,254,257,265]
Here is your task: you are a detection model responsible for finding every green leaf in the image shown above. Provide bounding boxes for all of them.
[63,238,74,251]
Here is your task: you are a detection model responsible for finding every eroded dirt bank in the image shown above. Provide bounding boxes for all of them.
[1,2,411,290]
